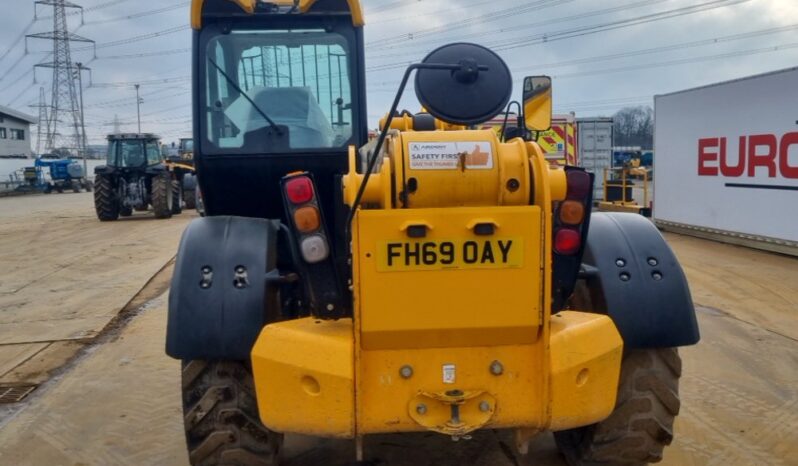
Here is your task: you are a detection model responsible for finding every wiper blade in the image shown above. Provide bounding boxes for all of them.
[208,57,283,136]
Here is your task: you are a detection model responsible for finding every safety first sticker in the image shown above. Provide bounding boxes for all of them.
[408,141,494,170]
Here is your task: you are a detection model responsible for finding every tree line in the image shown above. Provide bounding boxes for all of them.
[612,106,653,149]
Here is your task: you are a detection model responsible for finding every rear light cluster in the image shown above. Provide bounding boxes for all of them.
[554,169,592,256]
[283,175,329,264]
[281,172,346,320]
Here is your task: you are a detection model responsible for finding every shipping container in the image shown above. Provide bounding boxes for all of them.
[577,117,613,200]
[654,66,798,256]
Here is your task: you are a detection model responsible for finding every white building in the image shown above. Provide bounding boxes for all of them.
[0,105,36,158]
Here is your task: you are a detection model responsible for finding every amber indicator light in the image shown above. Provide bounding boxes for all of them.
[559,200,585,225]
[294,206,321,233]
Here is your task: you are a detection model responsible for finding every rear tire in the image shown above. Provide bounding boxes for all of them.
[182,360,282,466]
[94,175,119,221]
[151,173,173,219]
[554,348,682,465]
[120,205,133,217]
[172,179,183,215]
[183,189,197,209]
[72,180,81,193]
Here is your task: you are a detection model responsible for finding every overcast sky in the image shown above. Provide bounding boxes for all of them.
[0,0,796,145]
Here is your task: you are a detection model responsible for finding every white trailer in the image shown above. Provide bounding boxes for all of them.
[577,117,613,200]
[654,66,798,256]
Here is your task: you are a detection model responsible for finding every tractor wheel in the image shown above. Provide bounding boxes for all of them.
[151,173,173,219]
[72,180,81,193]
[183,189,197,209]
[83,179,93,192]
[120,205,133,217]
[172,179,183,215]
[94,175,119,221]
[182,360,283,466]
[554,348,682,466]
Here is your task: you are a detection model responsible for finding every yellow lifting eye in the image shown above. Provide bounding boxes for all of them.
[559,200,585,225]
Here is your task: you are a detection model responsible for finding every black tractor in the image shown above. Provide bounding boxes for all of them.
[93,133,183,221]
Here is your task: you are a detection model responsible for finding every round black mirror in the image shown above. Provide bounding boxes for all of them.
[415,43,512,126]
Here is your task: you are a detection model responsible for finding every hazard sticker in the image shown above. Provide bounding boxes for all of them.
[442,364,456,384]
[408,141,494,170]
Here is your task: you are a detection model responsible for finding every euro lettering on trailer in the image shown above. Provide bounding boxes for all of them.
[408,141,494,170]
[376,238,523,272]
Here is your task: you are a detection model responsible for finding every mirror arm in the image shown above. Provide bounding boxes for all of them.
[345,63,418,237]
[499,101,522,143]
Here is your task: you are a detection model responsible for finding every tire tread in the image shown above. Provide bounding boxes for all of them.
[93,174,119,221]
[182,361,281,466]
[151,173,173,219]
[555,348,681,466]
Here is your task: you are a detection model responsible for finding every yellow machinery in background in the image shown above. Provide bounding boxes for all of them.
[166,2,700,465]
[599,165,652,217]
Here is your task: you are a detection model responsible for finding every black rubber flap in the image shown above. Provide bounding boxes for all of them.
[415,43,512,126]
[166,216,280,360]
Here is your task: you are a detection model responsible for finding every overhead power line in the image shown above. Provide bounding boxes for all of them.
[367,0,672,56]
[84,86,188,108]
[367,0,518,25]
[90,75,190,88]
[365,0,415,14]
[83,2,190,25]
[513,23,798,72]
[0,20,36,66]
[35,0,138,20]
[6,82,36,106]
[491,0,752,51]
[98,48,190,60]
[73,25,189,52]
[369,0,571,47]
[553,41,798,79]
[366,0,753,71]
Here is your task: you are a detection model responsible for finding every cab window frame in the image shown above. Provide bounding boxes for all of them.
[146,141,163,165]
[197,17,363,157]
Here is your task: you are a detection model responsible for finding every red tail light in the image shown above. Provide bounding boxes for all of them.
[285,176,314,205]
[566,170,591,199]
[554,228,581,255]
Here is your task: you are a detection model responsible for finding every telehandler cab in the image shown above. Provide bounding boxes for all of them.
[167,1,700,465]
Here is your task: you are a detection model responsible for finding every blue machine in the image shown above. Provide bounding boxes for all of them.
[24,158,92,194]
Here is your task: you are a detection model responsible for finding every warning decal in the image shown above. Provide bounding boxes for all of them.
[408,141,494,170]
[442,364,456,384]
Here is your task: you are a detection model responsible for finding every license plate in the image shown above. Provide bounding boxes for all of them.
[376,238,523,272]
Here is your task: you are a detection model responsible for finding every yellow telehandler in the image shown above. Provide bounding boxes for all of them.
[167,1,699,465]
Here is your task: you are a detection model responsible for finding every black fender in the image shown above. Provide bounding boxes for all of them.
[580,213,700,348]
[146,164,169,176]
[94,165,114,176]
[182,173,197,191]
[166,216,281,360]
